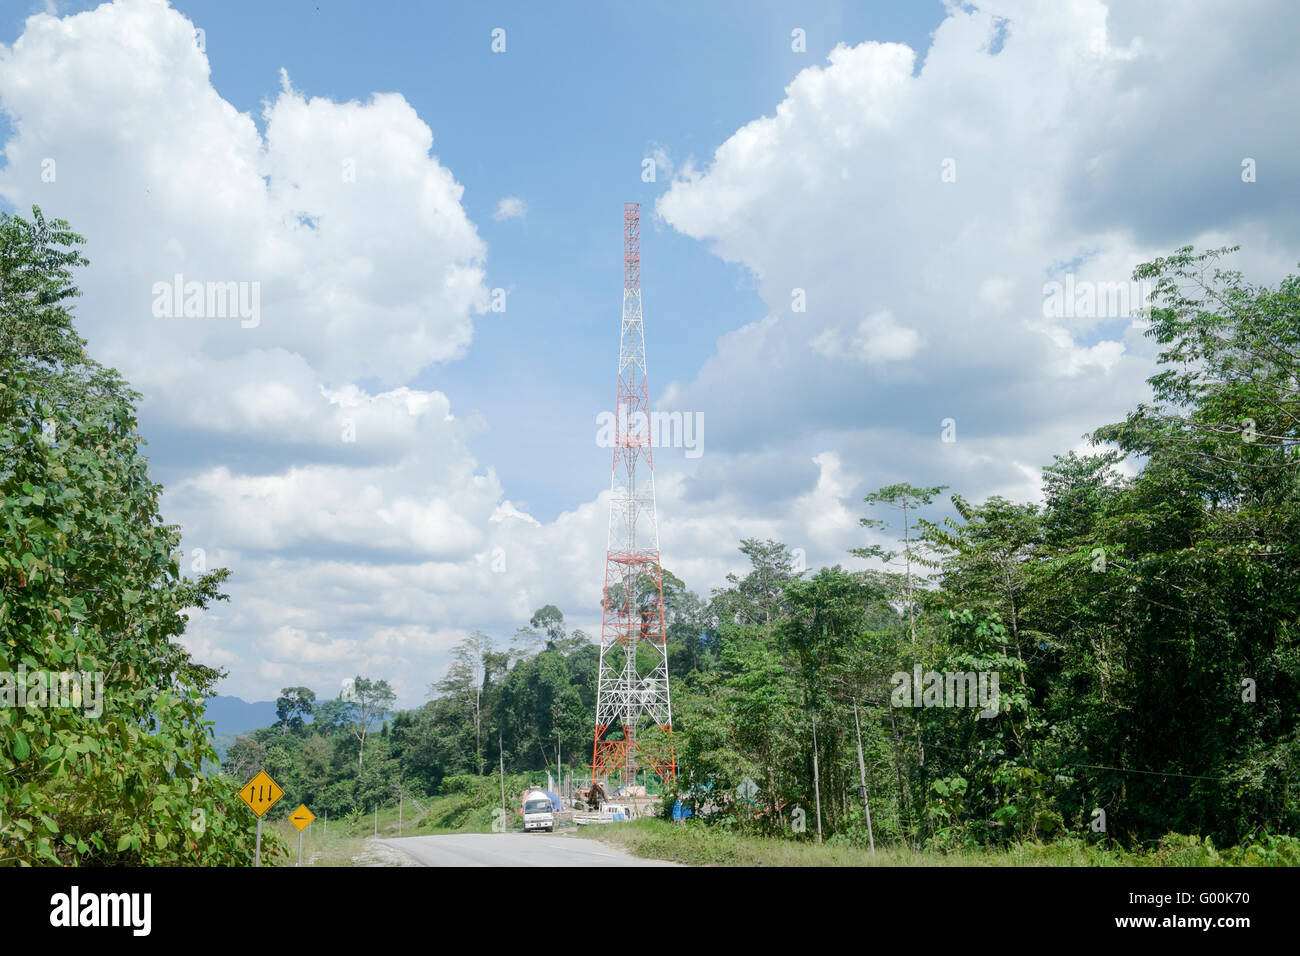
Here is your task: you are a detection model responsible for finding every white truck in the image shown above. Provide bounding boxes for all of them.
[521,788,555,832]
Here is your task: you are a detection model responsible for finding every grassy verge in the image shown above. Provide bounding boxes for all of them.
[574,818,1042,866]
[575,819,1299,867]
[411,792,499,835]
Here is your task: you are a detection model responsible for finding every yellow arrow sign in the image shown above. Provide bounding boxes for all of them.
[238,770,284,818]
[289,804,316,832]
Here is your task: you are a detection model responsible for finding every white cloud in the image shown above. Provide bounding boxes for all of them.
[0,0,488,391]
[0,0,502,703]
[493,196,527,221]
[655,0,1300,512]
[811,311,922,364]
[266,626,357,664]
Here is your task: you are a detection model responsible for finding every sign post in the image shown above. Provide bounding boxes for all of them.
[289,804,316,867]
[237,770,285,867]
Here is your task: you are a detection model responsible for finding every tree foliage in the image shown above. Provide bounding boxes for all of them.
[0,207,274,865]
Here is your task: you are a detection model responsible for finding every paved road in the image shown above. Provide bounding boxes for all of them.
[380,833,677,867]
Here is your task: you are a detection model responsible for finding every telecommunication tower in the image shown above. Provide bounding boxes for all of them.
[590,203,675,786]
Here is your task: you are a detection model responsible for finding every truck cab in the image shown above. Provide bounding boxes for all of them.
[522,792,555,832]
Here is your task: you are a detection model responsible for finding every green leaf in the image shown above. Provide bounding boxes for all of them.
[12,731,29,761]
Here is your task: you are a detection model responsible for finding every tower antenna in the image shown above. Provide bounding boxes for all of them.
[591,202,675,789]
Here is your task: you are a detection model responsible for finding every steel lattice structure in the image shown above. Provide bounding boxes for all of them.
[590,202,675,787]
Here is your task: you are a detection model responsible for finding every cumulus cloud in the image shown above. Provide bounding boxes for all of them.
[656,0,1300,513]
[0,0,503,702]
[811,311,922,364]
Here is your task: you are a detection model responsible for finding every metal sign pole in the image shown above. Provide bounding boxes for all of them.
[255,816,263,867]
[297,827,303,867]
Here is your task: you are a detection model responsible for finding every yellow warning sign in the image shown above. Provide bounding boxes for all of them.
[288,804,316,832]
[238,770,284,818]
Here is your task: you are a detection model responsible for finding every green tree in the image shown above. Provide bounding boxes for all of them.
[433,632,493,775]
[712,539,802,630]
[0,206,271,865]
[529,605,565,649]
[852,483,947,644]
[275,686,315,733]
[346,676,395,769]
[922,495,1042,696]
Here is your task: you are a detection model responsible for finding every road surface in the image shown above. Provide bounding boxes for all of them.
[380,833,677,867]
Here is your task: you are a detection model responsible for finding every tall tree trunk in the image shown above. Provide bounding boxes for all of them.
[888,706,912,846]
[904,502,916,644]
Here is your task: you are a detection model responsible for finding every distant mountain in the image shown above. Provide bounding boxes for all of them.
[203,695,278,739]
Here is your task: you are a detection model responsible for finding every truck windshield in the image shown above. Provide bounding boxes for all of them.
[525,800,552,813]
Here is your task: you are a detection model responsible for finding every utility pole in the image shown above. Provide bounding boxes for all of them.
[499,729,507,833]
[323,810,327,838]
[853,701,876,853]
[811,715,823,844]
[373,805,377,837]
[399,794,403,836]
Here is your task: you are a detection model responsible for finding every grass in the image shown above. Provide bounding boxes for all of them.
[575,819,1300,867]
[576,818,1038,866]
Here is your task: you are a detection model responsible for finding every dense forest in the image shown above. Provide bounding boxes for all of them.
[3,204,1298,864]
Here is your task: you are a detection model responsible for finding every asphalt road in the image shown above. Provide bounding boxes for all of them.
[380,833,677,867]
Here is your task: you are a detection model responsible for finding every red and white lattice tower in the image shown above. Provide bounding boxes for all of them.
[590,203,675,787]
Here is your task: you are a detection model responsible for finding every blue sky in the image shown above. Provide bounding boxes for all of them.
[3,0,1297,705]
